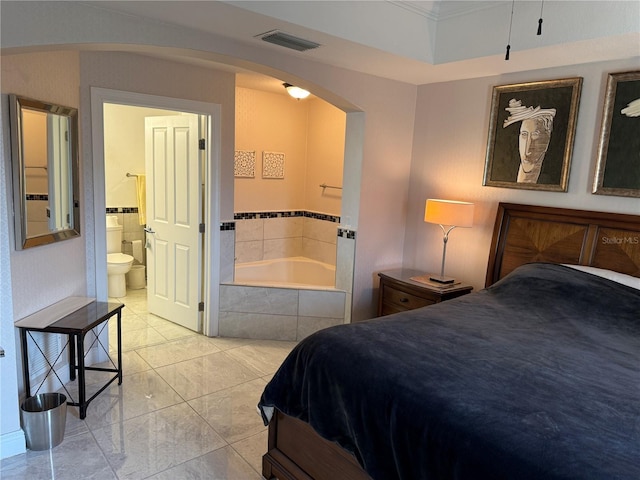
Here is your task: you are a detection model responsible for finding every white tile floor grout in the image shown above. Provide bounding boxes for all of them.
[1,288,297,480]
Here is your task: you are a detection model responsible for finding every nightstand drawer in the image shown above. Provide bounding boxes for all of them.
[380,302,422,316]
[377,269,473,317]
[383,285,434,311]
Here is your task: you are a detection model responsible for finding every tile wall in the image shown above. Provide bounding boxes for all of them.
[218,211,358,338]
[234,211,339,265]
[218,285,347,341]
[25,196,49,237]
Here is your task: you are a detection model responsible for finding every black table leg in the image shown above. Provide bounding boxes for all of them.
[20,329,31,397]
[117,311,123,385]
[76,333,87,419]
[69,333,76,381]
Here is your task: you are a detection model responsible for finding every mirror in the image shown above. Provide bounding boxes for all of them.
[9,95,80,249]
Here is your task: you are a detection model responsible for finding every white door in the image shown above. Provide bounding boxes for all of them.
[47,113,72,231]
[145,115,202,332]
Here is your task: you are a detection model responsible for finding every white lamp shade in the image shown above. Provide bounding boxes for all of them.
[424,199,474,227]
[284,84,310,99]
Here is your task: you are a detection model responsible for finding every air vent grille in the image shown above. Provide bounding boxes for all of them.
[257,30,320,52]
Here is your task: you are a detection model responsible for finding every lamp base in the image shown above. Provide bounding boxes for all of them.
[428,274,455,284]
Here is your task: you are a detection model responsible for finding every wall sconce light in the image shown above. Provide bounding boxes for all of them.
[424,199,475,284]
[283,83,310,100]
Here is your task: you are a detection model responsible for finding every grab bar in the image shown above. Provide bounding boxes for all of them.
[319,183,342,190]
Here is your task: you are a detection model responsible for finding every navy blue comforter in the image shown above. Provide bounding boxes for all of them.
[258,263,640,480]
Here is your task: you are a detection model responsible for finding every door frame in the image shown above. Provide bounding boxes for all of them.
[90,87,221,336]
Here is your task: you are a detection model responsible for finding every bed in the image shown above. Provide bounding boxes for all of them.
[258,203,640,480]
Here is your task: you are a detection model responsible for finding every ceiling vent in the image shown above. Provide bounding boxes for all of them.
[257,30,321,52]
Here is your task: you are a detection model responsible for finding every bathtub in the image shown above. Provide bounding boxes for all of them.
[222,256,345,341]
[234,256,335,289]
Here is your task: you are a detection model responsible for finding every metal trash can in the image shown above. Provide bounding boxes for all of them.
[21,393,67,450]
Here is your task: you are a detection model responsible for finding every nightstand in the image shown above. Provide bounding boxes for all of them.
[378,268,473,316]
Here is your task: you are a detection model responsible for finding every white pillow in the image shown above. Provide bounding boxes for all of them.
[563,264,640,291]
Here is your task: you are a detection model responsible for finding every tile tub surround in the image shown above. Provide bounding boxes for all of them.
[219,284,347,341]
[234,210,339,265]
[218,216,357,333]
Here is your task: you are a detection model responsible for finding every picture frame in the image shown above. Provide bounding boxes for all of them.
[483,77,583,192]
[592,71,640,197]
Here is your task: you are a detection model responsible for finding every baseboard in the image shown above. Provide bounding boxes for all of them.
[0,429,26,460]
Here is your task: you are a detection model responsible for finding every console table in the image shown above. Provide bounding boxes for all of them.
[17,299,124,419]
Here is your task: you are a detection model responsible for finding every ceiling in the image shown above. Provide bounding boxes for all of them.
[78,1,640,93]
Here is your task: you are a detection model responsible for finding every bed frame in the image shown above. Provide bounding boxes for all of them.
[262,203,640,480]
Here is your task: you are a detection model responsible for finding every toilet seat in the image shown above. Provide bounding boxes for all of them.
[107,253,134,265]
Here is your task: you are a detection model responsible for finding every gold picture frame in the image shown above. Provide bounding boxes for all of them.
[592,71,640,198]
[483,77,583,192]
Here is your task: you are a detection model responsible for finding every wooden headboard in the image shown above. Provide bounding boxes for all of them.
[486,203,640,287]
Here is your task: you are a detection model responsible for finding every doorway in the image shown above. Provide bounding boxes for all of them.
[91,88,222,337]
[103,106,203,332]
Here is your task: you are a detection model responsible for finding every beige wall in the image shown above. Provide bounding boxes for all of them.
[234,87,308,212]
[405,57,640,292]
[2,51,86,320]
[22,110,48,194]
[80,51,237,221]
[103,104,180,208]
[1,50,83,458]
[306,100,345,216]
[234,88,345,215]
[22,111,47,170]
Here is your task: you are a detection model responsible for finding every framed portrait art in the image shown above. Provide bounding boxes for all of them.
[593,71,640,198]
[483,78,583,192]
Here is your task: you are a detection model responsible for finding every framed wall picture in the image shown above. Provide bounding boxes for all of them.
[592,71,640,197]
[483,77,583,192]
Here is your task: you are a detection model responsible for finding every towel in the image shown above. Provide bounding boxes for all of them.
[131,239,143,263]
[136,174,146,225]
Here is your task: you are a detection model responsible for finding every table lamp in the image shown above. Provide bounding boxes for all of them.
[424,199,474,284]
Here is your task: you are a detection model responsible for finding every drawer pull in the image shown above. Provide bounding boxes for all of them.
[399,298,409,303]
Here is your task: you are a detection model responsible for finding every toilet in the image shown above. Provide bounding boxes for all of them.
[106,215,133,298]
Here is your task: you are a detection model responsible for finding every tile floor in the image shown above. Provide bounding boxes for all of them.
[1,288,297,479]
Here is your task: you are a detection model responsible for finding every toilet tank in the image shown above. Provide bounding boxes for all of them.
[106,216,123,253]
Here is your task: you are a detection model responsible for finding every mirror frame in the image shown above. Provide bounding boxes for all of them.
[9,95,81,249]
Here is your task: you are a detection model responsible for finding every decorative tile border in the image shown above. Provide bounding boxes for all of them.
[305,211,340,223]
[106,207,139,214]
[26,194,48,201]
[338,228,357,239]
[104,209,349,235]
[233,210,340,223]
[227,211,355,239]
[234,211,302,220]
